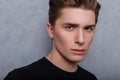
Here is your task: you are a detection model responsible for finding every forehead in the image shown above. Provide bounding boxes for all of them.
[56,8,95,25]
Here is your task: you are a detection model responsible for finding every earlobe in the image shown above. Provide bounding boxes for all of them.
[47,23,54,38]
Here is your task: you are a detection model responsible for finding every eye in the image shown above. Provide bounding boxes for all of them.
[65,25,74,31]
[84,26,95,32]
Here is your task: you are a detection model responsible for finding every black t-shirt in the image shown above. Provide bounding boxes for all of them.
[4,57,97,80]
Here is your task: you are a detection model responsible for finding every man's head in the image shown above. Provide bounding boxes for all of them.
[49,0,101,26]
[47,0,101,63]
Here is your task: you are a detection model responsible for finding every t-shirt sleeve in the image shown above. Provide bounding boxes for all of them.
[3,69,23,80]
[91,74,98,80]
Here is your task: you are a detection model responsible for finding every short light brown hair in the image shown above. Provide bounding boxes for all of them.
[49,0,101,26]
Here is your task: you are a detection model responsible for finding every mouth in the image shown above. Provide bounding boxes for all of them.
[70,49,87,55]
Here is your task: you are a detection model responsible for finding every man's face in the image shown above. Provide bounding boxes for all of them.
[47,8,95,63]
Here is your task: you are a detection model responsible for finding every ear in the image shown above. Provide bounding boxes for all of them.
[47,23,54,39]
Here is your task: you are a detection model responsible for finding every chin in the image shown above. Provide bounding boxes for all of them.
[68,56,85,63]
[73,58,84,63]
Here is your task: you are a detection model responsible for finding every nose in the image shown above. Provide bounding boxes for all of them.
[75,30,85,46]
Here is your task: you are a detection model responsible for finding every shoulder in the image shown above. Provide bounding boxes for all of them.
[77,66,97,80]
[4,57,46,80]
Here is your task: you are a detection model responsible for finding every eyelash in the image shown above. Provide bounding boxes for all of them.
[65,25,74,30]
[84,26,95,32]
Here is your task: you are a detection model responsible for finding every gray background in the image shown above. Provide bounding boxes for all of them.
[0,0,120,80]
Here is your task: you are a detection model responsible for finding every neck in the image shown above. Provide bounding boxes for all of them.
[47,50,78,72]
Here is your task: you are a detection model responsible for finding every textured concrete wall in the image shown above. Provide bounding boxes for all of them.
[0,0,120,80]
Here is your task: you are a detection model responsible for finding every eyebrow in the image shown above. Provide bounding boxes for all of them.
[62,22,96,27]
[62,23,79,27]
[85,24,96,27]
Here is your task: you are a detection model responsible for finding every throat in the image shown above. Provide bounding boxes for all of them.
[46,51,78,72]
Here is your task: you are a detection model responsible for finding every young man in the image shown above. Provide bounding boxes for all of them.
[4,0,101,80]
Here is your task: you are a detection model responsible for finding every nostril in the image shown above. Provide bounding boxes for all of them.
[75,41,84,46]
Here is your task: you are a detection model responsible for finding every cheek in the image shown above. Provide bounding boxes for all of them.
[54,31,72,47]
[86,34,94,44]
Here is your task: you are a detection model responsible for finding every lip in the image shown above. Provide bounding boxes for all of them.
[70,49,86,55]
